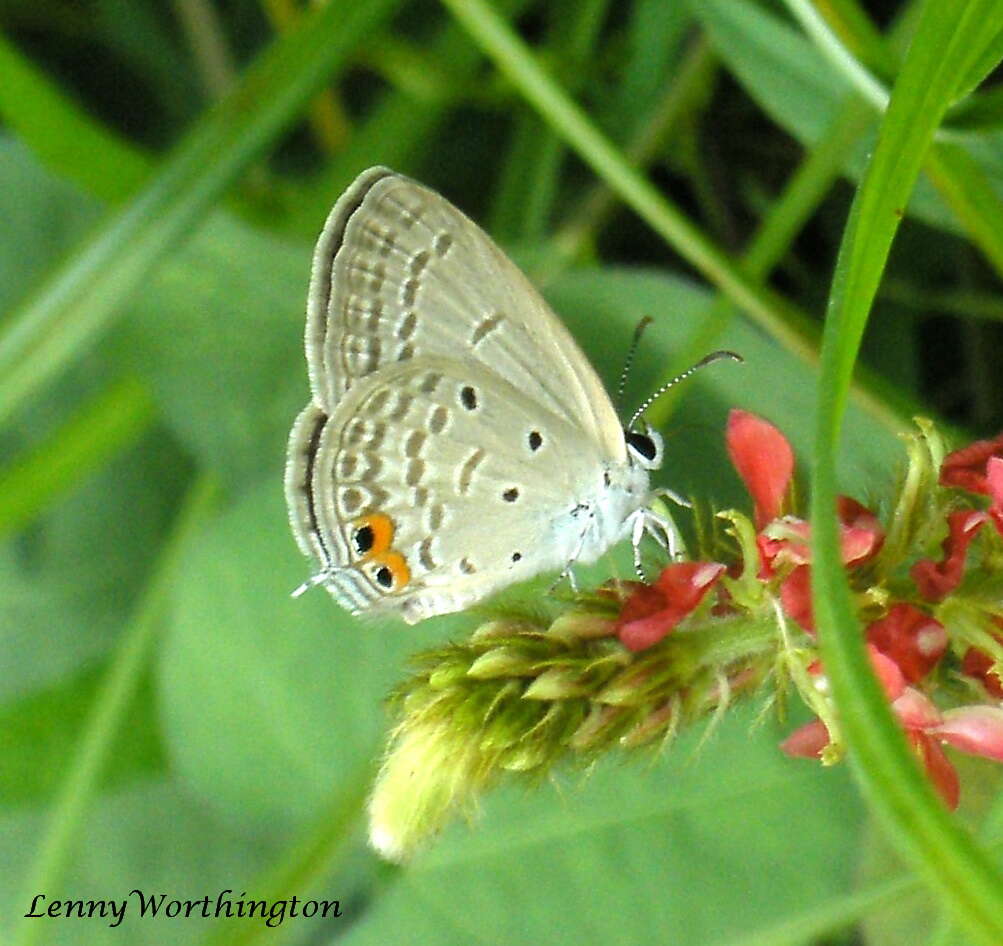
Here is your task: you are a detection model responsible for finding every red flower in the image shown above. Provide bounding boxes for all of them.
[616,562,726,652]
[894,689,1003,808]
[784,677,1003,809]
[866,603,948,683]
[780,718,829,758]
[726,409,793,528]
[835,496,885,562]
[892,693,947,805]
[940,435,1003,536]
[761,508,883,634]
[781,645,905,758]
[928,705,1003,762]
[726,410,884,633]
[911,510,988,601]
[989,457,1003,535]
[908,730,959,809]
[940,433,1003,493]
[761,502,883,573]
[779,565,814,632]
[962,628,1003,699]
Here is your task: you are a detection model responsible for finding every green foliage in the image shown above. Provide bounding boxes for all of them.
[1,0,1002,944]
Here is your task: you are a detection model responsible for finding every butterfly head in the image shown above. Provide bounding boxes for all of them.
[624,422,663,471]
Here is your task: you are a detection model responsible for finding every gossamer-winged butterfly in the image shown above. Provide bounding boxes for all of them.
[285,167,738,624]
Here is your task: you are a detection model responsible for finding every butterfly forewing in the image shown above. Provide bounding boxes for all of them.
[305,168,626,463]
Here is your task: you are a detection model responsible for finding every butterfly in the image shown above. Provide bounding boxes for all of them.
[285,167,726,624]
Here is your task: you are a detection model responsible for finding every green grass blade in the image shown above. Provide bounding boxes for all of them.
[438,0,908,438]
[800,1,1003,281]
[0,0,401,427]
[810,2,1003,942]
[647,96,875,429]
[926,142,1003,278]
[782,0,889,111]
[0,375,155,539]
[0,33,151,202]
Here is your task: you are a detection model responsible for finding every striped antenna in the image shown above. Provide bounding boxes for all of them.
[616,316,654,406]
[627,350,743,430]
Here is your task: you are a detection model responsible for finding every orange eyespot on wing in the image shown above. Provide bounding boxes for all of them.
[349,513,395,560]
[369,551,411,591]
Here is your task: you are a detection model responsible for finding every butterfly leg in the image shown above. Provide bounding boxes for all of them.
[549,503,595,593]
[627,512,647,579]
[644,508,685,560]
[647,488,690,560]
[651,486,691,512]
[628,506,683,580]
[548,557,582,593]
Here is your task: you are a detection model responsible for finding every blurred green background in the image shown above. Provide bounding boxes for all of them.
[1,0,1002,943]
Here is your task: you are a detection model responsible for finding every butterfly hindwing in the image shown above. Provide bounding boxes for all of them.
[286,356,609,623]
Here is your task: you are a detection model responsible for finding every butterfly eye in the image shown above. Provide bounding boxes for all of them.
[528,430,543,451]
[625,430,656,460]
[621,431,661,471]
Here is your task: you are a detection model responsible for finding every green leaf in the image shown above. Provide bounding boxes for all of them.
[543,268,896,500]
[121,214,307,488]
[0,425,189,701]
[2,780,272,946]
[13,475,218,946]
[280,0,532,239]
[0,137,100,310]
[159,477,453,830]
[781,0,1003,283]
[926,139,1003,279]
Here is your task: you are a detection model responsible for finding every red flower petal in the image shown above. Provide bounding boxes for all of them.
[761,517,812,569]
[726,410,794,529]
[940,432,1003,493]
[909,732,960,810]
[892,686,943,730]
[761,500,882,572]
[836,496,884,564]
[988,456,1003,536]
[779,564,814,633]
[867,644,906,702]
[930,706,1003,762]
[867,603,947,683]
[961,639,1003,699]
[616,562,725,652]
[755,533,785,578]
[780,719,830,758]
[911,509,988,601]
